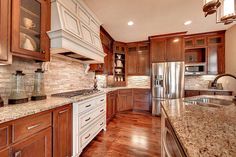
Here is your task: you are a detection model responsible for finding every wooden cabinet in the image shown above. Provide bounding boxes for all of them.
[11,127,52,157]
[133,89,151,111]
[106,91,117,123]
[117,89,133,111]
[53,104,72,157]
[185,90,232,97]
[127,42,150,75]
[184,36,206,49]
[150,33,185,63]
[0,0,11,64]
[0,148,10,157]
[166,37,184,62]
[11,0,50,61]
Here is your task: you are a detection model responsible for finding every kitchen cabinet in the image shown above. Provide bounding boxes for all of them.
[0,0,11,64]
[133,89,151,111]
[208,45,225,75]
[117,89,133,111]
[127,42,150,76]
[184,36,206,49]
[53,104,72,157]
[0,148,9,157]
[11,0,50,61]
[150,32,185,63]
[106,91,117,123]
[11,127,52,157]
[185,90,232,97]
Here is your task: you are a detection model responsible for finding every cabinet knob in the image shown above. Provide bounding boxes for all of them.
[41,50,46,54]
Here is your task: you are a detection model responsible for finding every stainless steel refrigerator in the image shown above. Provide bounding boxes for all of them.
[152,62,185,116]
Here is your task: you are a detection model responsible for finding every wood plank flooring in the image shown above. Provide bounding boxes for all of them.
[80,111,161,157]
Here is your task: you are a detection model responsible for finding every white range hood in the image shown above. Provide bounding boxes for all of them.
[47,0,106,63]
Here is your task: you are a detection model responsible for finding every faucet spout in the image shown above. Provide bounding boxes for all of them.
[211,74,236,88]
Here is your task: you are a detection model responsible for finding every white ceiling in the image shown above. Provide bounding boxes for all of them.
[83,0,234,42]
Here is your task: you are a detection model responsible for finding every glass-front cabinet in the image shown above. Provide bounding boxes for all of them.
[11,0,50,61]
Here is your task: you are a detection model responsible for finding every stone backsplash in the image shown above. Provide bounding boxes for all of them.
[0,55,95,104]
[127,76,150,87]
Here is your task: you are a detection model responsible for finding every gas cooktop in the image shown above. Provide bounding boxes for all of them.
[51,89,100,98]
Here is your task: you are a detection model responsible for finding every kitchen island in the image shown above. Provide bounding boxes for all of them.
[161,95,236,157]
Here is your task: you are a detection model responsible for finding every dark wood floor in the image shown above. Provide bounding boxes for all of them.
[80,111,161,157]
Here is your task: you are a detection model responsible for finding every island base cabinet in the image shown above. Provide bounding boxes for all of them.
[11,127,52,157]
[53,104,72,157]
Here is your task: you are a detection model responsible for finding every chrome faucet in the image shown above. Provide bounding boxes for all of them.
[211,74,236,88]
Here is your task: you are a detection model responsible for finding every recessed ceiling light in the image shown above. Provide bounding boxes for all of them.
[184,20,192,25]
[128,21,134,26]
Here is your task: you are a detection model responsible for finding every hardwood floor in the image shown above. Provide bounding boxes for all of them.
[80,111,161,157]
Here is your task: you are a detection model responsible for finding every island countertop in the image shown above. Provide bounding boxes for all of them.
[161,95,236,157]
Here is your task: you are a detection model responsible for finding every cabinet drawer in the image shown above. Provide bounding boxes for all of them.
[0,125,10,150]
[133,89,150,95]
[215,91,232,96]
[119,89,132,95]
[199,91,214,95]
[78,99,96,114]
[12,112,51,142]
[133,94,150,102]
[96,95,106,105]
[79,116,105,149]
[133,101,150,111]
[79,105,105,130]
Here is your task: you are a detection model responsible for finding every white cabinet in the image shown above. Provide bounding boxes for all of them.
[73,94,106,156]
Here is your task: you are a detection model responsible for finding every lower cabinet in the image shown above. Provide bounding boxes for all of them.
[0,104,73,157]
[185,90,233,97]
[53,104,72,157]
[117,89,133,112]
[11,127,52,157]
[106,91,117,123]
[133,89,151,111]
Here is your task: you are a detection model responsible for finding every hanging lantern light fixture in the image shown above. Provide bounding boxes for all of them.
[203,0,221,17]
[216,0,236,24]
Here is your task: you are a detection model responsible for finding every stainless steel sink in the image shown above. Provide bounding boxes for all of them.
[184,97,235,108]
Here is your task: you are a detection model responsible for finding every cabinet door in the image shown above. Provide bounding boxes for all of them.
[185,90,200,97]
[11,0,50,61]
[166,37,184,61]
[0,0,10,62]
[184,38,194,49]
[53,104,72,157]
[137,51,150,75]
[0,148,10,157]
[195,37,206,47]
[150,38,166,63]
[207,45,225,74]
[125,94,133,110]
[12,127,52,157]
[117,95,126,112]
[106,94,113,121]
[127,51,138,75]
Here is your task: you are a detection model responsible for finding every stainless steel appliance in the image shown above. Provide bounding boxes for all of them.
[185,63,206,75]
[152,62,184,116]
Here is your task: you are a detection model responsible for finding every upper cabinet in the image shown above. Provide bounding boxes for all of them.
[127,41,150,76]
[0,0,12,64]
[184,31,225,75]
[150,32,185,63]
[11,0,51,61]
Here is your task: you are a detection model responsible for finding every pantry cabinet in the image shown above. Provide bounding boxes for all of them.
[150,32,185,63]
[11,0,51,61]
[127,41,150,76]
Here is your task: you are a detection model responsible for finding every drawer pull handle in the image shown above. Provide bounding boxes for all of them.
[85,104,91,108]
[100,122,104,126]
[27,124,41,130]
[100,109,104,112]
[59,110,67,114]
[85,117,91,122]
[100,99,104,102]
[85,134,91,139]
[15,150,22,157]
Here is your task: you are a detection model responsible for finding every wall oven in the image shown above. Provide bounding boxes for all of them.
[185,63,206,75]
[161,108,187,157]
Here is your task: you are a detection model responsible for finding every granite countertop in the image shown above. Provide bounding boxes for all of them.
[161,95,236,157]
[0,91,106,125]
